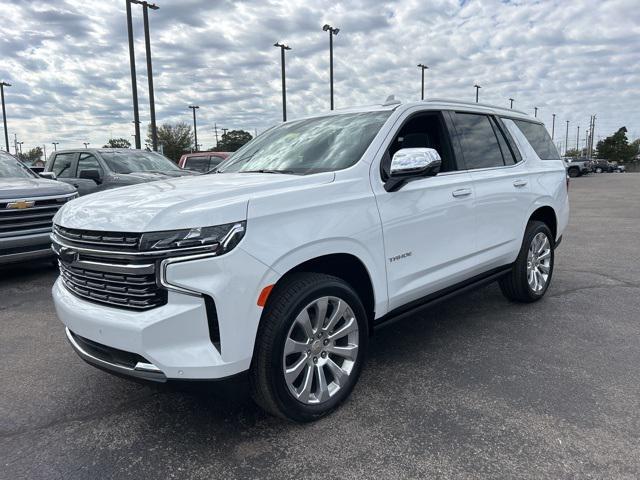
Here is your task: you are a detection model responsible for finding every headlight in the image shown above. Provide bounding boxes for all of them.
[139,221,245,255]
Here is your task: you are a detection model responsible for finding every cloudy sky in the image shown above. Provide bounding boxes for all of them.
[1,0,639,154]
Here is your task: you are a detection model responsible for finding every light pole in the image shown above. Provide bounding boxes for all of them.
[322,24,339,110]
[474,84,481,103]
[576,126,580,152]
[52,142,59,151]
[17,141,23,154]
[0,81,10,152]
[509,98,514,109]
[125,0,141,149]
[83,142,90,149]
[417,64,428,100]
[534,107,538,118]
[565,120,569,155]
[131,0,159,151]
[188,105,200,151]
[274,42,291,122]
[551,113,556,140]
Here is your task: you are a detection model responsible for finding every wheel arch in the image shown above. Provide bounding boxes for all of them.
[528,205,558,241]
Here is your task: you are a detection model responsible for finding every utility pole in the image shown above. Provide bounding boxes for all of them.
[551,113,556,140]
[17,141,23,154]
[0,81,10,152]
[417,64,428,100]
[52,142,59,151]
[188,105,199,151]
[125,0,141,149]
[14,133,17,155]
[323,24,339,110]
[565,120,569,156]
[509,98,514,109]
[474,84,481,103]
[576,126,580,153]
[213,123,219,147]
[131,1,160,151]
[534,107,538,118]
[43,144,47,162]
[274,42,291,121]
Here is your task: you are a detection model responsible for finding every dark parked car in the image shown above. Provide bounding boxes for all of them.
[0,150,76,264]
[592,159,613,173]
[178,151,230,173]
[45,149,196,195]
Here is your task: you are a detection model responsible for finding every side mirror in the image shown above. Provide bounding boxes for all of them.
[39,171,57,180]
[79,169,102,183]
[385,147,442,192]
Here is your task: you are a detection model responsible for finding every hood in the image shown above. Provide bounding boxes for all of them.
[116,170,196,183]
[0,177,76,200]
[54,171,334,232]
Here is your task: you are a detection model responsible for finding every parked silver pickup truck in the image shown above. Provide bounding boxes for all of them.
[564,157,592,177]
[0,150,77,264]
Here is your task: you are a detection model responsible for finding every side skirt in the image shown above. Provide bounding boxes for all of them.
[374,265,512,331]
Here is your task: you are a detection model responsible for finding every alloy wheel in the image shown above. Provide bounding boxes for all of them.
[527,232,552,293]
[282,296,359,405]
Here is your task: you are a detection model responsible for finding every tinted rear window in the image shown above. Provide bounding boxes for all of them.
[455,113,505,169]
[512,120,560,160]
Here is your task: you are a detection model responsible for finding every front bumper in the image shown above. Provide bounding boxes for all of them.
[0,231,53,265]
[53,246,279,381]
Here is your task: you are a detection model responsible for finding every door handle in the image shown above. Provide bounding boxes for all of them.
[452,188,472,198]
[513,179,528,187]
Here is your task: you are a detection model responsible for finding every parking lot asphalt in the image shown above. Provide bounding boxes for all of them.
[2,174,640,479]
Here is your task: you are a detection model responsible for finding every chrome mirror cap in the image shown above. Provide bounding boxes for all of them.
[390,147,441,177]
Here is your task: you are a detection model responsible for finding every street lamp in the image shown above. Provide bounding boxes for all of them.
[17,141,23,154]
[0,81,10,152]
[274,42,291,122]
[551,113,556,140]
[322,24,339,110]
[83,142,90,149]
[509,98,514,109]
[52,142,59,151]
[188,105,200,151]
[417,64,428,100]
[125,0,141,149]
[534,107,538,118]
[131,0,159,151]
[474,84,481,103]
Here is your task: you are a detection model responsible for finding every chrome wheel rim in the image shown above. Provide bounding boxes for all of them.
[282,296,359,405]
[527,232,552,293]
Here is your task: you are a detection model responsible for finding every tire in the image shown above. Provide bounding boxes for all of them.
[499,221,554,303]
[568,168,579,178]
[595,167,602,173]
[249,272,368,422]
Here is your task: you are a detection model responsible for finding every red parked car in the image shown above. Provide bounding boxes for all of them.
[178,151,230,173]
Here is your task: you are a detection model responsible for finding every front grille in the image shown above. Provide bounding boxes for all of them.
[0,195,73,238]
[53,225,141,251]
[59,261,166,310]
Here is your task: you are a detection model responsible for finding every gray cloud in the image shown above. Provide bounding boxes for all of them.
[0,0,639,152]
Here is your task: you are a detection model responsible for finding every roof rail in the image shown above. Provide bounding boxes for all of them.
[423,98,529,116]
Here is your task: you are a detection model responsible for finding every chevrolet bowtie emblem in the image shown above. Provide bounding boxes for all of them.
[6,200,35,209]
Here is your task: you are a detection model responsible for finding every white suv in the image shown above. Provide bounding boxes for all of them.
[52,99,569,422]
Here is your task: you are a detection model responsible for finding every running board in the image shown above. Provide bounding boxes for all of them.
[374,266,511,331]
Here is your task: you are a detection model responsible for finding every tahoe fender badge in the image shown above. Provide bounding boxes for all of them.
[389,252,412,263]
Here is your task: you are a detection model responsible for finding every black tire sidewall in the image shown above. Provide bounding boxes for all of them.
[518,222,555,300]
[265,277,368,422]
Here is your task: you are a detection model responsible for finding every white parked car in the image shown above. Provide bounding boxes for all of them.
[51,99,569,422]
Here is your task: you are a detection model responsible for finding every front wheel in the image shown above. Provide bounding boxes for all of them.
[499,221,554,303]
[568,168,579,178]
[595,167,603,173]
[249,273,368,422]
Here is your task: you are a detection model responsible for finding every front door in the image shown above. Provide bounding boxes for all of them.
[372,109,477,312]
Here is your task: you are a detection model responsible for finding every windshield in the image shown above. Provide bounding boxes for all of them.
[216,111,391,175]
[100,150,180,174]
[0,151,36,178]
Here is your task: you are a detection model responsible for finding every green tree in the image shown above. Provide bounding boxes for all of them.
[103,138,131,149]
[147,122,193,162]
[215,130,252,152]
[564,148,581,158]
[18,146,43,165]
[596,127,635,163]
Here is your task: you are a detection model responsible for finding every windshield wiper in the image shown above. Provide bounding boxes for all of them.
[238,169,297,175]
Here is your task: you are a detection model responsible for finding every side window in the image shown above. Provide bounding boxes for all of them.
[77,153,103,178]
[186,157,210,172]
[454,113,505,169]
[381,112,457,179]
[490,117,516,165]
[51,153,75,178]
[209,155,225,169]
[512,120,560,160]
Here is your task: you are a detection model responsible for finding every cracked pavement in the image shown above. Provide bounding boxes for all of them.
[1,174,639,479]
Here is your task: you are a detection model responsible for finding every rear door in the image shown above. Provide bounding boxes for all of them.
[451,112,532,269]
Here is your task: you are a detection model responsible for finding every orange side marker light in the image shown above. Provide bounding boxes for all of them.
[257,284,274,307]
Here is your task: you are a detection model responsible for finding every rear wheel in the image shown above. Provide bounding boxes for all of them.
[568,168,579,178]
[595,167,603,173]
[499,221,554,303]
[249,273,368,422]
